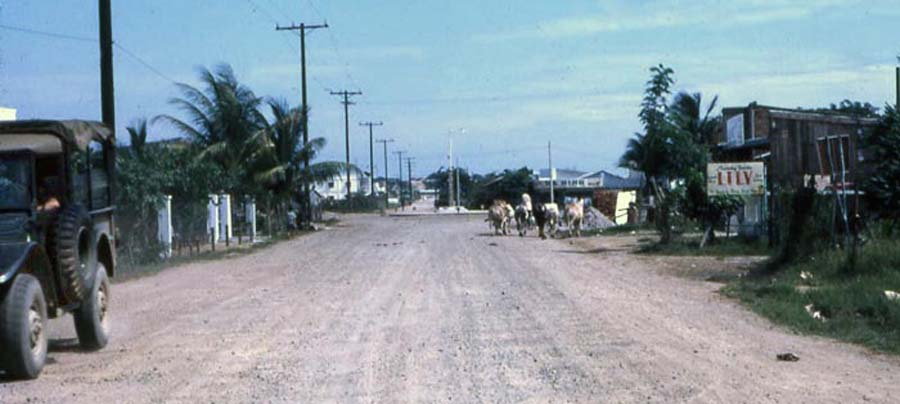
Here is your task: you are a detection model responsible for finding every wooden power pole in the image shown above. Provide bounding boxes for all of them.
[330,90,362,207]
[360,121,383,196]
[276,21,327,225]
[393,150,406,208]
[405,157,415,205]
[376,138,394,209]
[99,0,115,128]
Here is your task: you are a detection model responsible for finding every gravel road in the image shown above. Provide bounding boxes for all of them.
[2,214,898,403]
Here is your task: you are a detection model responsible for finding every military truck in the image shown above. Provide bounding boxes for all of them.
[0,120,115,379]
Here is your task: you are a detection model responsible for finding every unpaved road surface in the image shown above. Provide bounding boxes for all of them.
[2,214,898,403]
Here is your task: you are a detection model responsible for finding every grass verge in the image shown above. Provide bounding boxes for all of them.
[635,236,771,257]
[723,238,900,354]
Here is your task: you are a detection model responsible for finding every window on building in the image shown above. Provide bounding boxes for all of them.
[816,135,851,178]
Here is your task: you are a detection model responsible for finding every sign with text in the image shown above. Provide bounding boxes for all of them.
[707,162,765,195]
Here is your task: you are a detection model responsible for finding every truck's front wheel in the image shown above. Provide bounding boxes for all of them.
[0,274,48,379]
[73,264,110,350]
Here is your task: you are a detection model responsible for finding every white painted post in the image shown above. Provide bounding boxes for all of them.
[246,198,257,243]
[219,194,232,241]
[157,195,173,258]
[208,194,220,244]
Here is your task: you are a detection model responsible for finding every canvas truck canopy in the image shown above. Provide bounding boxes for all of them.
[0,120,113,154]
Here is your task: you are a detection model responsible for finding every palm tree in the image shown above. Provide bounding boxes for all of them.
[154,64,267,195]
[669,91,719,146]
[125,118,148,158]
[254,99,351,229]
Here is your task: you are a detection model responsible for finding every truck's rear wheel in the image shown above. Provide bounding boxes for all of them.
[73,264,110,350]
[0,274,48,379]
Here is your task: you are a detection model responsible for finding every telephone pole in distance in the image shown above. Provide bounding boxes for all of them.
[360,121,383,196]
[393,150,406,209]
[330,90,362,206]
[405,157,416,206]
[376,138,394,209]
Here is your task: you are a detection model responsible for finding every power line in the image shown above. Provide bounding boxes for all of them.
[303,0,359,90]
[114,43,177,84]
[0,22,178,86]
[0,23,94,42]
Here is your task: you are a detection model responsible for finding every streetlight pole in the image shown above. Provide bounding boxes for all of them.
[447,128,466,209]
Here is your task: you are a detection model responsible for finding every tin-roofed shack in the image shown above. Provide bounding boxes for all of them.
[716,102,879,237]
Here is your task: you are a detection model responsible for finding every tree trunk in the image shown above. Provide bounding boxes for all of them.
[649,178,672,244]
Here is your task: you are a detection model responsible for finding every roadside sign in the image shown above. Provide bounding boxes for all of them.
[707,162,765,195]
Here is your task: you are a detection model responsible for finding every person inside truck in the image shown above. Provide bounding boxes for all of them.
[36,177,61,213]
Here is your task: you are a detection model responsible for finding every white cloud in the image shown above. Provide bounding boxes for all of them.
[474,0,865,42]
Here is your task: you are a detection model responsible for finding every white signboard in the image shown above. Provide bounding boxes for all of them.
[726,114,744,146]
[707,162,765,195]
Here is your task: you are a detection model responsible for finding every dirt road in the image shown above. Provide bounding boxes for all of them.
[2,214,898,403]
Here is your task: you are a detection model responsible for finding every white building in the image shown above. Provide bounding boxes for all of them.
[313,169,371,200]
[0,107,17,121]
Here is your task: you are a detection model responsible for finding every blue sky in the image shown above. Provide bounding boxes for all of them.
[1,0,897,177]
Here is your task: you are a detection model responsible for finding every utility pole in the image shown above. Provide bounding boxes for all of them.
[276,21,328,225]
[376,138,394,209]
[393,150,406,209]
[98,0,115,128]
[548,141,555,204]
[330,90,362,207]
[405,157,415,205]
[895,65,899,110]
[448,138,454,210]
[455,159,462,211]
[446,129,466,209]
[359,121,383,196]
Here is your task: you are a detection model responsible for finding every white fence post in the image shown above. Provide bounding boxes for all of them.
[246,197,257,243]
[208,194,220,244]
[157,194,173,258]
[219,194,232,241]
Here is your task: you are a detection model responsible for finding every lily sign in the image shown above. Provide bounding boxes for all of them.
[707,162,765,196]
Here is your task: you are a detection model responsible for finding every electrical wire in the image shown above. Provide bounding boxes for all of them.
[0,23,94,42]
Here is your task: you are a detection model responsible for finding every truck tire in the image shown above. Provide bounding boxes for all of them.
[50,206,91,302]
[0,274,48,379]
[73,264,110,350]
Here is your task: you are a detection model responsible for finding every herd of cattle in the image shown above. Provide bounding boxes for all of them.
[486,193,584,239]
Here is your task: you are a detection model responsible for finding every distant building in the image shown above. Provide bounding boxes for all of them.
[313,168,370,200]
[532,168,643,193]
[531,168,643,224]
[0,107,16,121]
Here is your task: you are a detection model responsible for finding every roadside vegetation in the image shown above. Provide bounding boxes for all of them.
[116,64,348,273]
[724,238,900,354]
[612,62,900,354]
[726,104,900,354]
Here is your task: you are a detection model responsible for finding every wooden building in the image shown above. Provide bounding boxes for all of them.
[716,102,879,237]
